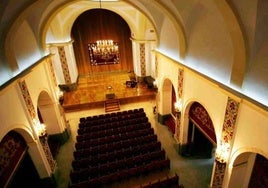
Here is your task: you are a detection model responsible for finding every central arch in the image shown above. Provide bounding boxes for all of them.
[71,8,133,75]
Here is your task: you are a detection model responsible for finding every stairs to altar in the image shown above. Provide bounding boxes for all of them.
[105,99,120,112]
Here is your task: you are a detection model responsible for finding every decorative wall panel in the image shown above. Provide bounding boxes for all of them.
[47,58,57,86]
[58,46,71,84]
[155,56,158,78]
[39,135,57,172]
[140,43,146,77]
[221,97,240,144]
[18,80,36,119]
[212,161,227,188]
[178,68,184,98]
[212,97,240,187]
[39,136,57,172]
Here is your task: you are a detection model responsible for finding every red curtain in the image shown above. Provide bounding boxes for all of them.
[189,102,216,143]
[71,9,133,74]
[0,131,27,187]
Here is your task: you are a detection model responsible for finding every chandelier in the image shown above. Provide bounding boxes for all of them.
[88,40,120,65]
[93,40,118,55]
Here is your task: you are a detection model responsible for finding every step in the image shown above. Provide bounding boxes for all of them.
[105,99,120,112]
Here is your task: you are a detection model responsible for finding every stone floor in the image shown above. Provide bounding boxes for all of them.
[55,100,214,188]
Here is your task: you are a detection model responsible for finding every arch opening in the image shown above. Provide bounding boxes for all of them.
[229,152,268,188]
[71,8,133,75]
[37,90,60,158]
[182,102,216,159]
[0,131,40,188]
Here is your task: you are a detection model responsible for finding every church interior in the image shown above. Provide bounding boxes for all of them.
[0,1,268,188]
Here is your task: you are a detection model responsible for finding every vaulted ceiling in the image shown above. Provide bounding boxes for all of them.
[1,0,268,107]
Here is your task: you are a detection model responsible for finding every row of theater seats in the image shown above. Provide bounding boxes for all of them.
[69,159,170,188]
[137,174,183,188]
[69,108,172,188]
[73,140,162,166]
[70,150,169,183]
[77,120,150,138]
[79,108,145,123]
[75,131,156,155]
[75,133,157,151]
[72,142,163,170]
[79,112,147,126]
[78,116,149,133]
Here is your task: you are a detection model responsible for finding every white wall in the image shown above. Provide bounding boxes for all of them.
[14,21,42,72]
[66,43,78,83]
[0,60,62,178]
[156,52,268,187]
[229,102,268,169]
[157,54,178,115]
[0,83,33,140]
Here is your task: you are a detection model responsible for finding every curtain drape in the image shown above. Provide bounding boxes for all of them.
[71,9,133,75]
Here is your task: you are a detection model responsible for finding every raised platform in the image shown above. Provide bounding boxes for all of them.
[62,72,156,112]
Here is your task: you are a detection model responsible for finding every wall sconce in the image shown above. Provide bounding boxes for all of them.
[174,99,182,113]
[57,90,63,99]
[153,80,158,88]
[57,90,64,104]
[33,119,47,137]
[215,142,230,163]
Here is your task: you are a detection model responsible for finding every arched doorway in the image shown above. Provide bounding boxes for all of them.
[183,102,216,158]
[159,78,177,134]
[0,131,41,188]
[37,90,63,158]
[229,152,268,187]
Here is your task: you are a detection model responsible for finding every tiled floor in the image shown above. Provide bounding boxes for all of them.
[55,101,214,188]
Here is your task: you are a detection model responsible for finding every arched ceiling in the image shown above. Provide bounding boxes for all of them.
[43,1,158,44]
[2,0,268,108]
[0,0,187,58]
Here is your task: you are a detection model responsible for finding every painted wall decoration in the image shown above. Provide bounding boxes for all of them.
[39,136,57,172]
[140,43,146,77]
[178,68,184,98]
[212,97,240,187]
[155,56,158,78]
[221,97,240,144]
[47,58,57,86]
[212,161,227,188]
[58,46,71,84]
[18,80,36,119]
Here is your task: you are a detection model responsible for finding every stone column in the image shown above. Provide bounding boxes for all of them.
[48,41,78,86]
[131,38,156,82]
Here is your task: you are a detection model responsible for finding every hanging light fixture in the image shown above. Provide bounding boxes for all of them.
[89,40,119,65]
[88,0,120,65]
[93,40,118,55]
